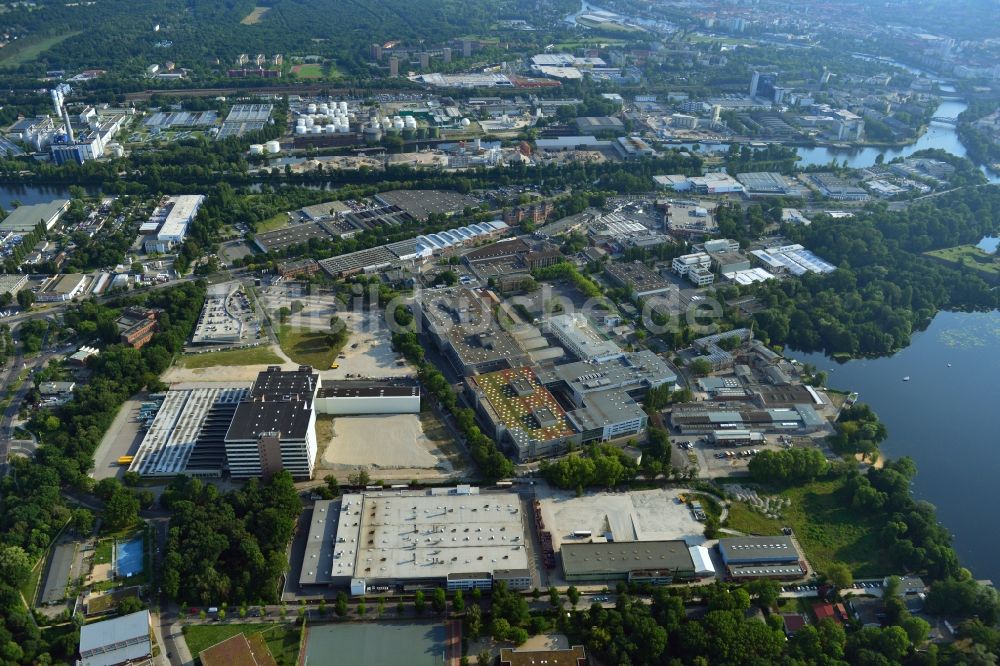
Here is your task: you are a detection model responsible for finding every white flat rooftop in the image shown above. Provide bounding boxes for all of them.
[331,491,528,582]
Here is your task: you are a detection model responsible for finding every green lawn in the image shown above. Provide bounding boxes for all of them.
[183,623,299,666]
[277,325,344,369]
[925,244,1000,277]
[0,31,81,67]
[724,479,892,577]
[94,540,112,565]
[291,63,324,79]
[179,346,283,369]
[255,213,291,233]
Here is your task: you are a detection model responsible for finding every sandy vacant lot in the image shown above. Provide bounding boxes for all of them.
[537,488,706,551]
[162,344,296,383]
[321,310,414,380]
[320,414,452,471]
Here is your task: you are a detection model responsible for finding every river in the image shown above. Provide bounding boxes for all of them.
[687,97,1000,183]
[790,309,1000,583]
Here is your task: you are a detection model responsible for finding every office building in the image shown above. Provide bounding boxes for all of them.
[465,367,578,462]
[116,307,160,348]
[224,366,319,479]
[419,287,528,376]
[672,252,711,276]
[688,172,745,195]
[536,350,677,406]
[604,261,673,299]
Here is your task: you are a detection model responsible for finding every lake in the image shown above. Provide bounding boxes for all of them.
[790,310,1000,583]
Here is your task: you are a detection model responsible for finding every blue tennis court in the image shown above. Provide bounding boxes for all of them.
[115,537,144,578]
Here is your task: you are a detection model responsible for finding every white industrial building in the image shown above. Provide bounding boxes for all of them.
[300,489,530,594]
[79,610,152,666]
[143,195,205,253]
[314,380,420,415]
[545,313,623,362]
[0,199,70,233]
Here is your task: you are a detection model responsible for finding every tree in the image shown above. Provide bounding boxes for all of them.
[432,587,447,614]
[747,579,780,609]
[688,358,713,377]
[827,562,853,589]
[104,487,139,531]
[466,602,483,639]
[71,508,95,535]
[217,609,227,621]
[567,585,580,608]
[348,469,371,487]
[16,289,34,311]
[548,587,561,609]
[414,590,426,614]
[452,589,465,613]
[477,650,491,666]
[335,592,349,617]
[357,601,366,617]
[0,546,32,588]
[323,475,340,497]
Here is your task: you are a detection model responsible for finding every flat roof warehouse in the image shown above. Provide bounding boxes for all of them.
[302,489,529,591]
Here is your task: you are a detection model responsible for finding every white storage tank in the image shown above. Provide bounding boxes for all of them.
[109,143,125,158]
[337,123,349,133]
[249,143,265,155]
[392,117,404,129]
[461,117,471,126]
[325,124,337,133]
[295,126,308,135]
[265,140,281,154]
[306,103,317,114]
[296,116,306,126]
[339,101,348,112]
[305,117,315,128]
[319,103,330,113]
[312,126,323,134]
[381,118,392,129]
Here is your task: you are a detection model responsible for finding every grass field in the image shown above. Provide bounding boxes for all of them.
[255,213,291,233]
[277,325,341,368]
[724,479,892,577]
[925,244,1000,277]
[93,540,112,565]
[183,623,299,666]
[20,556,45,606]
[0,31,81,67]
[291,63,324,79]
[179,346,283,369]
[240,6,271,25]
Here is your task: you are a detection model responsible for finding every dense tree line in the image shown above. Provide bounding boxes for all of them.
[747,447,830,483]
[0,281,205,664]
[747,187,1000,356]
[160,473,301,605]
[957,101,1000,167]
